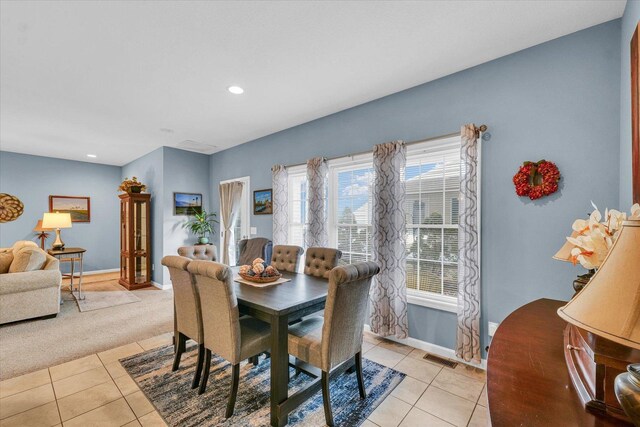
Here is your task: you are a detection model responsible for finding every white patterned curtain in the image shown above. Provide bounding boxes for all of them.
[370,141,408,339]
[219,181,244,266]
[456,124,481,363]
[305,157,328,247]
[272,165,289,246]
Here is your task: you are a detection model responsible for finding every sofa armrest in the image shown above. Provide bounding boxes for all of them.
[0,270,62,295]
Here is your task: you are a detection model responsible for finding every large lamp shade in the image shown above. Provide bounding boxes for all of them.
[557,219,640,349]
[42,212,72,229]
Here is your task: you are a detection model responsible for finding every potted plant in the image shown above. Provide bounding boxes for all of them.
[119,177,147,194]
[183,210,219,244]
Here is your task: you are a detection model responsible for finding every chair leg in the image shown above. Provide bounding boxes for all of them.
[321,371,334,427]
[225,364,240,418]
[198,349,212,395]
[355,351,367,399]
[191,343,205,389]
[172,333,186,372]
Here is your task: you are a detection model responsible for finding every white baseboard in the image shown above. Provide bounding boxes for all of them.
[83,268,119,275]
[152,281,171,290]
[364,325,487,370]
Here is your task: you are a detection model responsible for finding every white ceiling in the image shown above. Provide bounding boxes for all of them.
[0,1,626,166]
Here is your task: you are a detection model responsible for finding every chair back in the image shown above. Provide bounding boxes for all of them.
[271,245,304,273]
[187,260,241,363]
[161,256,203,342]
[238,238,272,266]
[178,245,217,261]
[321,261,380,371]
[303,247,342,279]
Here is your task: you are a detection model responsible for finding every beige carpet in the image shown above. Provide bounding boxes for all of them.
[76,280,142,312]
[0,275,173,380]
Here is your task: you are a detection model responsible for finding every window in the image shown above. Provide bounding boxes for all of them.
[287,166,307,248]
[287,136,463,312]
[329,160,374,265]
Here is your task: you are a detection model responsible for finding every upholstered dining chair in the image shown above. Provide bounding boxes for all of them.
[161,255,205,390]
[178,245,217,261]
[287,261,380,426]
[271,245,304,273]
[303,247,342,279]
[187,260,272,417]
[237,237,272,266]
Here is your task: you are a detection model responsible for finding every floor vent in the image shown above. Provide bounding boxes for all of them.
[423,353,458,369]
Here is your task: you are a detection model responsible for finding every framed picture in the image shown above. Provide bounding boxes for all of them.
[174,192,203,215]
[49,196,90,222]
[253,189,272,215]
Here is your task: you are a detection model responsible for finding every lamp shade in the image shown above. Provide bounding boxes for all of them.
[42,212,72,229]
[557,219,640,349]
[33,220,53,232]
[553,230,579,262]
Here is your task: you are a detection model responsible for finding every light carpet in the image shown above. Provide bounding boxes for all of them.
[76,280,142,312]
[121,344,405,427]
[0,278,173,380]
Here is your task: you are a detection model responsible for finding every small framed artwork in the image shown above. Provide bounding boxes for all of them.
[49,196,91,222]
[253,189,272,215]
[174,192,203,215]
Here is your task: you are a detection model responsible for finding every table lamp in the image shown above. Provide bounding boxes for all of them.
[553,230,595,293]
[557,219,640,424]
[42,212,72,250]
[33,220,53,249]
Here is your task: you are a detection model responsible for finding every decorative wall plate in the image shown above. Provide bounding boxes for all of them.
[513,160,561,200]
[0,193,24,223]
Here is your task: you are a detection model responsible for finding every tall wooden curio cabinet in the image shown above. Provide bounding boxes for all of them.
[119,193,152,290]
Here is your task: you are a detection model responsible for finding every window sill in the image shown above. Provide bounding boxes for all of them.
[407,292,458,313]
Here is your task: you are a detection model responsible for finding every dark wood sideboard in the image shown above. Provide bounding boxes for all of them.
[487,298,632,426]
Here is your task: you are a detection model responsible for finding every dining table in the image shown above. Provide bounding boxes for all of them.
[231,266,331,427]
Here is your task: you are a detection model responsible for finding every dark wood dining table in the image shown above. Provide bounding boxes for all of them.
[231,267,329,427]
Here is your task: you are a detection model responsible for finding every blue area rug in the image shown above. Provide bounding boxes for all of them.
[120,344,405,426]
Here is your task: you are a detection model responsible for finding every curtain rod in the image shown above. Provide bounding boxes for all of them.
[283,124,488,169]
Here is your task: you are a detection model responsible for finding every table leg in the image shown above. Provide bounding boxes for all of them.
[77,253,84,300]
[70,257,75,293]
[270,314,289,427]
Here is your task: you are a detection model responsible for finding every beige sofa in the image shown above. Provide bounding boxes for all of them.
[0,241,62,324]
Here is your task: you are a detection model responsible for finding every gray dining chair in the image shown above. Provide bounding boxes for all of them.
[287,261,380,426]
[237,237,272,266]
[178,245,217,261]
[271,245,304,273]
[187,260,272,417]
[161,255,206,389]
[303,247,342,279]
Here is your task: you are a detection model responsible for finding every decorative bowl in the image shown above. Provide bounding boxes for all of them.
[239,272,282,283]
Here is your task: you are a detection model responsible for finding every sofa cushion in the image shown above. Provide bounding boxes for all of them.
[0,252,13,274]
[9,248,47,273]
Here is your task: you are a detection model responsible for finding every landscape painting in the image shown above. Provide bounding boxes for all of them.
[49,196,90,222]
[254,189,272,215]
[174,192,202,215]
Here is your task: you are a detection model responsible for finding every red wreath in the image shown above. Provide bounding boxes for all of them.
[513,160,560,200]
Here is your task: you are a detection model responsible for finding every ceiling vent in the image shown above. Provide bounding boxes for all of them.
[175,140,219,155]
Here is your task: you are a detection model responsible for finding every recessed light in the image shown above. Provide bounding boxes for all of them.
[227,86,244,94]
[87,154,97,158]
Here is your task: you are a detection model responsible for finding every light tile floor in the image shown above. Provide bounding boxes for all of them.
[0,331,489,427]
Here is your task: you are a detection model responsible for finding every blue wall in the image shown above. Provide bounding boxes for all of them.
[209,20,622,353]
[0,151,121,272]
[162,147,211,285]
[620,1,640,208]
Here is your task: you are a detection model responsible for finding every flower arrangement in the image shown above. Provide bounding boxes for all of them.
[239,258,281,282]
[513,160,560,200]
[118,177,147,193]
[564,203,640,269]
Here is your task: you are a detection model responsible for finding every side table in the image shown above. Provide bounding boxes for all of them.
[47,247,86,301]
